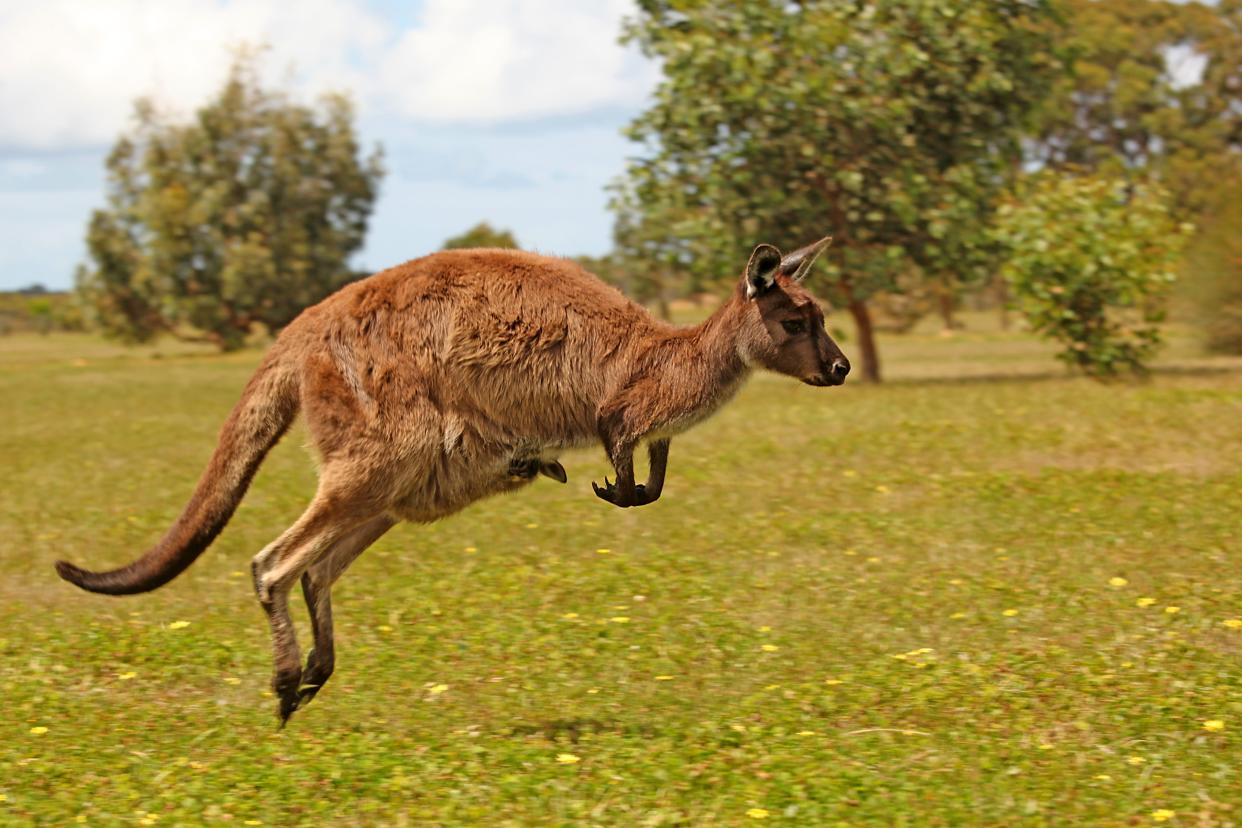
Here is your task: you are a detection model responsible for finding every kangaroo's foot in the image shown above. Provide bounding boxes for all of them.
[508,458,540,481]
[297,647,333,707]
[273,664,304,727]
[591,477,653,508]
[508,457,567,484]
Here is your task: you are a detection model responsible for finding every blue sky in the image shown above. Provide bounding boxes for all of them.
[0,0,657,290]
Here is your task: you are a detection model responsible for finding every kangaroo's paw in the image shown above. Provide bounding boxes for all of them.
[591,478,649,508]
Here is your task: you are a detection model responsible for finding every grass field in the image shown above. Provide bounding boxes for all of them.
[1,315,1240,826]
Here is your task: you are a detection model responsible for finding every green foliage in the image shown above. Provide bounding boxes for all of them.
[1031,0,1242,219]
[442,222,519,250]
[2,329,1240,823]
[618,0,1064,381]
[995,175,1189,377]
[1183,182,1242,354]
[76,54,384,351]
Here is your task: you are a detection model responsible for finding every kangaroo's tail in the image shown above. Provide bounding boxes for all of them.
[55,345,301,595]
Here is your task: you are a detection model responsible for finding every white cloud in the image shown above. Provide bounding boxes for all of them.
[0,0,654,150]
[377,0,655,123]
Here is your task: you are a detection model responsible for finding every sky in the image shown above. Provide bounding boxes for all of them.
[0,0,660,290]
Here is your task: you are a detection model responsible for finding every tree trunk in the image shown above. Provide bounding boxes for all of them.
[846,297,881,383]
[656,292,672,322]
[937,281,957,332]
[996,276,1011,331]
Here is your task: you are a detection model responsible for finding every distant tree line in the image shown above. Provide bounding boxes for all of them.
[73,2,1242,375]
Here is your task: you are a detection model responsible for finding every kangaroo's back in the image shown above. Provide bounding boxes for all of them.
[285,249,660,447]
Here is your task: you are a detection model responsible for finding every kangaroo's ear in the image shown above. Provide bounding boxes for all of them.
[780,236,833,282]
[745,244,782,298]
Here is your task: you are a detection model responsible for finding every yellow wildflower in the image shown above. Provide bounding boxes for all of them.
[1151,809,1175,822]
[746,808,770,820]
[1094,774,1112,781]
[797,730,816,736]
[654,675,674,681]
[29,727,48,735]
[1002,609,1019,617]
[824,679,843,685]
[1126,755,1146,766]
[1203,720,1225,732]
[555,753,580,764]
[223,677,241,685]
[1164,606,1180,615]
[561,612,579,620]
[118,671,137,681]
[596,548,611,554]
[1108,577,1128,588]
[950,612,967,620]
[1222,618,1242,630]
[167,620,190,630]
[427,684,448,696]
[761,644,780,652]
[464,546,477,553]
[610,616,630,624]
[1136,597,1156,608]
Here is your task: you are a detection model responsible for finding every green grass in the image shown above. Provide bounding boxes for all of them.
[1,317,1240,826]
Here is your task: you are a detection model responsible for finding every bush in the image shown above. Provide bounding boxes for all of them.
[994,174,1190,378]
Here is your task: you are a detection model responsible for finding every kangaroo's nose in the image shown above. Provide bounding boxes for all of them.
[831,358,850,379]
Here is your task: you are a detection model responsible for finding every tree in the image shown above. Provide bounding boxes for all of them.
[618,0,1063,381]
[442,222,519,250]
[993,174,1189,377]
[77,54,383,350]
[1029,0,1242,219]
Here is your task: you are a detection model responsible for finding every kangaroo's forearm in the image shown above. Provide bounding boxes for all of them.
[609,442,639,504]
[642,439,670,500]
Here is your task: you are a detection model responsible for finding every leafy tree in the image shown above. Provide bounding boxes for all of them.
[77,55,383,350]
[617,0,1063,382]
[1030,0,1242,219]
[994,174,1189,377]
[442,223,519,250]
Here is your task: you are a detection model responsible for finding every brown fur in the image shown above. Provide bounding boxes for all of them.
[55,238,847,724]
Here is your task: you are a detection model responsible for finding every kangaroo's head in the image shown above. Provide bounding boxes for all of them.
[738,237,850,387]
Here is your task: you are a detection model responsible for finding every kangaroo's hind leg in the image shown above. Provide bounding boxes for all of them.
[298,514,397,708]
[251,486,384,726]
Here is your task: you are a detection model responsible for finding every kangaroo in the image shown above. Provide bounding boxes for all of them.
[55,236,848,724]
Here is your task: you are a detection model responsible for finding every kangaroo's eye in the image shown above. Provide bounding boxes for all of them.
[781,319,806,335]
